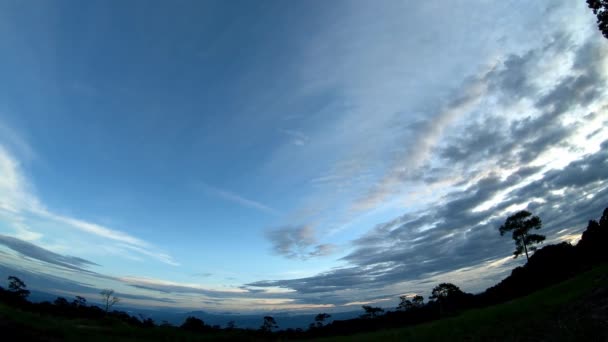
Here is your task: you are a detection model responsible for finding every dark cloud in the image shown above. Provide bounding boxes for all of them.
[0,235,99,272]
[249,146,608,301]
[265,225,336,259]
[438,35,606,171]
[488,32,573,100]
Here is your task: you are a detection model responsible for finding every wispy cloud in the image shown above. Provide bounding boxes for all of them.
[0,234,99,272]
[0,142,178,266]
[201,183,280,216]
[279,128,309,146]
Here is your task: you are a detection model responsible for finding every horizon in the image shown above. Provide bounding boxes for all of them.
[0,0,607,315]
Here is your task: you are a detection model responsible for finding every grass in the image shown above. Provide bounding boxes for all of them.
[0,264,606,341]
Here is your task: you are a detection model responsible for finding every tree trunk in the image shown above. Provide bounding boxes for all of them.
[523,234,529,261]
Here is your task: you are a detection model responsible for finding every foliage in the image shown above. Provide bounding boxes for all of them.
[588,0,608,39]
[499,210,545,260]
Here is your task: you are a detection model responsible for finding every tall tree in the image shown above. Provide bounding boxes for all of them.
[499,210,545,261]
[397,294,424,311]
[260,316,278,332]
[7,276,30,299]
[587,0,608,39]
[360,305,384,319]
[100,289,120,313]
[314,313,331,328]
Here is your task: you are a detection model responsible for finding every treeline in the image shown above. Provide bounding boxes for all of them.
[0,207,606,340]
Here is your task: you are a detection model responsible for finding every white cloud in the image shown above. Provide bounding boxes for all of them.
[200,183,280,216]
[0,143,178,266]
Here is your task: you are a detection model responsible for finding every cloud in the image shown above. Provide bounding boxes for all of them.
[200,183,280,216]
[0,234,99,272]
[249,147,608,299]
[0,143,178,266]
[247,28,608,306]
[119,276,250,297]
[265,225,336,259]
[352,73,490,212]
[279,128,309,146]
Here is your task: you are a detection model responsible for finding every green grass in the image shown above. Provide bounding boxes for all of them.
[315,264,608,341]
[1,264,606,341]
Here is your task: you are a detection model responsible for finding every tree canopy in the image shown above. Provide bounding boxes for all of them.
[499,210,545,261]
[260,316,278,332]
[587,0,608,39]
[430,283,464,302]
[7,276,30,299]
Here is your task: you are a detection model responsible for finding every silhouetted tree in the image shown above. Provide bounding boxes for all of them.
[412,295,424,307]
[260,316,278,332]
[397,296,412,311]
[430,283,463,302]
[7,276,30,299]
[360,305,384,319]
[54,297,69,307]
[181,316,207,332]
[499,210,545,261]
[100,289,120,313]
[577,207,608,262]
[314,313,331,328]
[72,295,87,307]
[226,320,236,330]
[397,294,424,311]
[138,314,155,328]
[430,283,469,314]
[588,0,608,38]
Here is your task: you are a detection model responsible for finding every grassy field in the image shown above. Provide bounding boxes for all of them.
[1,264,606,341]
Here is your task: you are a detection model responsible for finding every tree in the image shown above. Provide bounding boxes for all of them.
[587,0,608,39]
[226,320,236,330]
[411,295,424,307]
[397,296,412,311]
[100,289,120,313]
[314,313,331,328]
[72,296,87,307]
[181,316,206,332]
[7,276,30,299]
[499,210,545,261]
[577,207,608,261]
[260,316,278,332]
[430,283,463,302]
[397,294,424,311]
[360,305,384,319]
[54,297,70,307]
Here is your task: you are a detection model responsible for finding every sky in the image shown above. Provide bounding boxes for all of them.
[0,0,607,314]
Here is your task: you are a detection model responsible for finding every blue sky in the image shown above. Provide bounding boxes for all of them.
[0,0,607,313]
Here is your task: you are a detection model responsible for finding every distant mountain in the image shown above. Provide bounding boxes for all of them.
[126,308,362,329]
[11,287,363,329]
